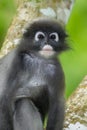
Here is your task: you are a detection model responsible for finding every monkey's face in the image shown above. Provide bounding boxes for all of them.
[20,19,68,58]
[34,31,59,58]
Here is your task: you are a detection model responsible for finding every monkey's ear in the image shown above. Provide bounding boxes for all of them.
[61,42,70,52]
[62,35,71,52]
[22,29,30,37]
[58,33,71,52]
[22,23,33,37]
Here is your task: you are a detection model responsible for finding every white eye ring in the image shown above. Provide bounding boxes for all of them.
[35,31,45,41]
[50,32,59,42]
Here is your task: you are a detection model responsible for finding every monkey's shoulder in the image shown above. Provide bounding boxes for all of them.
[45,60,63,76]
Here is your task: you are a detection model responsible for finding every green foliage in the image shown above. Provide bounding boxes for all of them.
[0,0,87,98]
[60,0,87,98]
[0,0,16,47]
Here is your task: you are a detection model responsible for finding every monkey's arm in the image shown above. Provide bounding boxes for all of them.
[13,98,43,130]
[0,99,13,130]
[47,96,65,130]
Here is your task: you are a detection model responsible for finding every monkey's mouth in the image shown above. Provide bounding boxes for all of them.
[39,45,55,58]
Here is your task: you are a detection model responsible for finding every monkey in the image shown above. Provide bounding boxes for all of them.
[0,18,69,130]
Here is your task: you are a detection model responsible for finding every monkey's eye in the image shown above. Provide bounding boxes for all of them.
[35,31,45,41]
[50,32,59,42]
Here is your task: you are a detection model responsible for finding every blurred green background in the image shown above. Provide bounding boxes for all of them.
[0,0,87,98]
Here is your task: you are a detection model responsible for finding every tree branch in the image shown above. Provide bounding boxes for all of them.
[64,76,87,130]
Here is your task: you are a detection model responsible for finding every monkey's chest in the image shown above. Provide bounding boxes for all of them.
[31,62,57,80]
[29,61,57,86]
[15,59,58,101]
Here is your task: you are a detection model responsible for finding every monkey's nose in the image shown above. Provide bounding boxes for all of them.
[42,45,53,51]
[44,41,48,45]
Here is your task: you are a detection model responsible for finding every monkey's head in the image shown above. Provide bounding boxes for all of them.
[18,19,69,58]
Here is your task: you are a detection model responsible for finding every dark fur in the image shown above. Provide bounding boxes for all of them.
[0,19,68,130]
